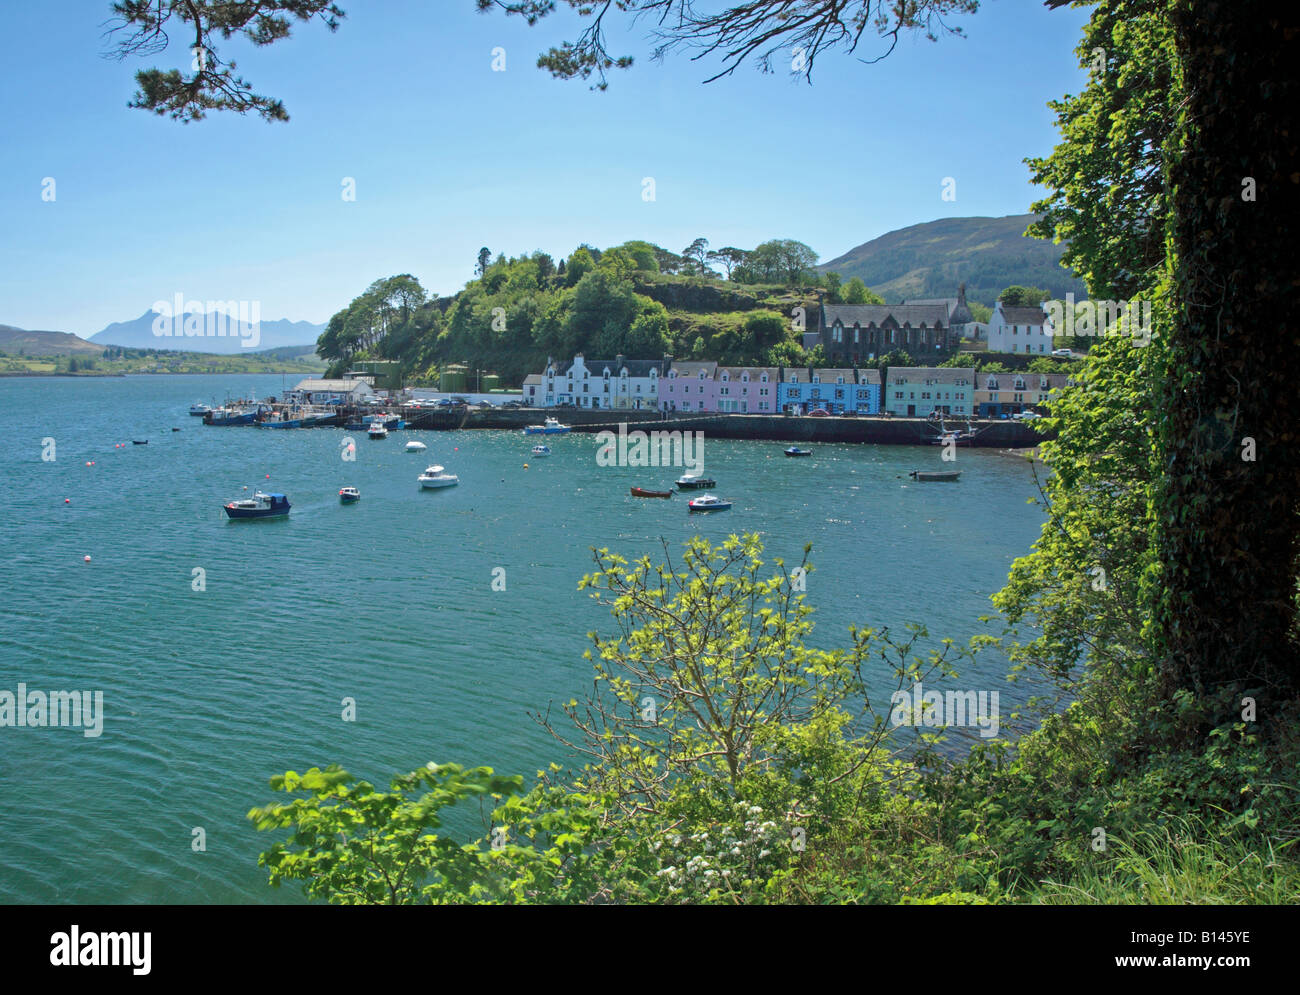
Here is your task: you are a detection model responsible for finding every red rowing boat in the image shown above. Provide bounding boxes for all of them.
[631,487,673,499]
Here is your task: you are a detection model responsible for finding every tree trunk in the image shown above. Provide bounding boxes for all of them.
[1158,0,1300,706]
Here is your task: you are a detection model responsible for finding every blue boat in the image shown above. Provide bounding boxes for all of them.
[205,407,256,426]
[223,491,291,519]
[784,446,812,457]
[523,417,571,435]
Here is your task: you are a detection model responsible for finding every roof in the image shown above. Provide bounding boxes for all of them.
[668,361,719,377]
[887,366,975,385]
[293,379,371,392]
[716,366,777,380]
[588,358,666,377]
[812,368,856,381]
[823,303,949,328]
[522,374,543,385]
[997,304,1050,326]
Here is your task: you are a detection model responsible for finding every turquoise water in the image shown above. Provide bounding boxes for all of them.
[0,374,1045,903]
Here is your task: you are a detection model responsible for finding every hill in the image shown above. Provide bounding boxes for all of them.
[0,324,104,356]
[89,309,324,353]
[818,214,1086,305]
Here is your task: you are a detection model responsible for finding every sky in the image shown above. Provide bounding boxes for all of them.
[0,0,1092,337]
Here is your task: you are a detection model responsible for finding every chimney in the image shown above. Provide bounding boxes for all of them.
[616,353,625,372]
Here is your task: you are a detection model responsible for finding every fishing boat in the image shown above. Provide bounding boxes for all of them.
[189,403,211,417]
[631,486,673,499]
[784,446,812,457]
[132,440,148,445]
[368,421,388,439]
[204,406,256,426]
[530,444,551,457]
[405,440,427,453]
[688,494,732,512]
[223,491,291,519]
[338,486,361,504]
[675,472,716,489]
[418,464,459,489]
[523,417,571,435]
[909,469,962,482]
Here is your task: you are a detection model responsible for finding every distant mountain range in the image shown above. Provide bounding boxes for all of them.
[88,307,325,354]
[819,214,1086,306]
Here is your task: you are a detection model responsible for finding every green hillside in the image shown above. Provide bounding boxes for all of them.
[818,214,1086,306]
[0,323,104,356]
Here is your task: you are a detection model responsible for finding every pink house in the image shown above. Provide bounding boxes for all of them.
[659,361,718,412]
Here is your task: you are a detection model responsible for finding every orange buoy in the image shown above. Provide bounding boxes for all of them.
[64,498,70,504]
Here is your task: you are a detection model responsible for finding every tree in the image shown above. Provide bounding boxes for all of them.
[106,0,345,122]
[709,246,748,280]
[476,247,492,278]
[487,0,979,89]
[682,237,711,277]
[842,277,883,305]
[565,246,595,286]
[998,285,1050,307]
[823,271,842,304]
[768,238,818,285]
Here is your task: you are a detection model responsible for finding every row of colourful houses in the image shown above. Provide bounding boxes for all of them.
[522,354,1072,418]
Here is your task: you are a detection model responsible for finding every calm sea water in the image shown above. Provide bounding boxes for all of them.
[0,374,1045,903]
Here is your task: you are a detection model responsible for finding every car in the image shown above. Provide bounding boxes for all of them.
[502,400,525,409]
[808,408,830,417]
[1013,410,1042,420]
[1051,348,1073,357]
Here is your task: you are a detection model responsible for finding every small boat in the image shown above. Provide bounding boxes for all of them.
[524,417,571,435]
[910,470,962,481]
[688,494,732,512]
[368,421,388,439]
[132,440,148,445]
[784,446,811,457]
[405,440,427,453]
[223,491,291,519]
[338,486,361,504]
[418,465,459,489]
[531,444,551,457]
[189,403,211,417]
[631,487,673,499]
[675,473,716,489]
[171,427,180,432]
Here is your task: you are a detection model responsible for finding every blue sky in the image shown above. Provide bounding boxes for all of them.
[0,0,1091,337]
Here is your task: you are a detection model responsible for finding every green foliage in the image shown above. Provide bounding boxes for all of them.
[842,277,884,306]
[998,285,1050,307]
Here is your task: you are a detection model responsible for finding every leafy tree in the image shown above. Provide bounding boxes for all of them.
[476,247,492,277]
[708,246,747,280]
[248,763,523,904]
[822,270,842,304]
[842,277,883,306]
[998,285,1050,307]
[682,237,711,277]
[617,240,660,273]
[105,0,345,122]
[565,246,595,287]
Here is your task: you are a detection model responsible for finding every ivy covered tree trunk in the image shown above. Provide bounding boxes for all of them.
[1158,0,1300,704]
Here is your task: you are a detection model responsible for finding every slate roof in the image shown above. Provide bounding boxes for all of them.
[997,305,1050,326]
[823,304,950,328]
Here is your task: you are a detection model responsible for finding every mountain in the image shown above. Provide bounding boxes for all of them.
[818,214,1086,306]
[88,307,324,354]
[0,324,104,356]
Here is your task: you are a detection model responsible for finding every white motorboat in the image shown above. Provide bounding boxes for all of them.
[530,444,551,456]
[524,417,570,435]
[405,440,427,452]
[418,464,459,489]
[368,421,388,439]
[687,493,732,512]
[675,472,717,489]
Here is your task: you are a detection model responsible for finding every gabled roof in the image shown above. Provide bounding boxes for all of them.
[997,304,1050,326]
[887,366,975,385]
[668,361,718,377]
[812,367,855,381]
[590,358,666,377]
[823,304,949,328]
[717,366,777,380]
[522,374,543,385]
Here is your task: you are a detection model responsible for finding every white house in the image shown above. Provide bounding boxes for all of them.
[540,354,665,409]
[287,378,375,405]
[885,367,974,417]
[986,301,1055,355]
